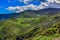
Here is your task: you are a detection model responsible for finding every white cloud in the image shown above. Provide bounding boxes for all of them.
[6,3,48,13]
[18,0,32,4]
[6,6,25,13]
[6,0,60,13]
[47,0,60,3]
[18,0,60,4]
[24,0,31,4]
[6,7,16,11]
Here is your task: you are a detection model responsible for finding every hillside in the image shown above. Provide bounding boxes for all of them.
[0,9,60,40]
[0,8,60,20]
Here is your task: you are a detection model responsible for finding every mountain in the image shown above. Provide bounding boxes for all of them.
[0,8,60,40]
[0,0,60,40]
[20,8,60,15]
[0,8,60,20]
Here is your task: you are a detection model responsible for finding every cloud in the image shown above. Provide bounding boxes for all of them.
[18,0,60,4]
[6,6,25,13]
[24,0,31,4]
[6,7,16,10]
[6,0,60,13]
[18,0,32,4]
[47,0,60,3]
[6,4,35,13]
[6,2,48,13]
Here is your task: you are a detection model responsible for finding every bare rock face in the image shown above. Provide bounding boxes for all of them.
[53,38,60,40]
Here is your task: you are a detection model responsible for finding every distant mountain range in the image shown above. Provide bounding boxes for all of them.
[0,8,60,20]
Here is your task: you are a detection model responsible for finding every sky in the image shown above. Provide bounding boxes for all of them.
[0,0,47,14]
[0,0,60,14]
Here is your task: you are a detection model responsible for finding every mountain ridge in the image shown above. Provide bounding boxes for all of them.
[0,8,60,20]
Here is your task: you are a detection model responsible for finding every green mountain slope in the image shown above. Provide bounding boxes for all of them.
[0,12,60,40]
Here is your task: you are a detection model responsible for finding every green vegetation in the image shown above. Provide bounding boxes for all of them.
[0,12,60,40]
